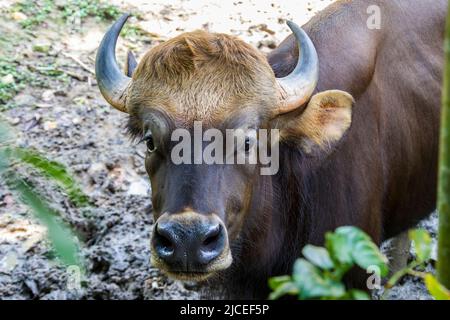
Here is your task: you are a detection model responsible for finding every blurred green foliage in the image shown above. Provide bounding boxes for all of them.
[269,226,388,300]
[0,58,69,111]
[425,274,450,300]
[12,0,54,29]
[12,0,121,29]
[62,0,121,22]
[0,58,31,108]
[269,226,450,300]
[437,0,450,291]
[385,229,450,300]
[0,118,87,268]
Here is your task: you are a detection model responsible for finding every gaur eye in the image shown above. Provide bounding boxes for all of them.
[144,134,157,153]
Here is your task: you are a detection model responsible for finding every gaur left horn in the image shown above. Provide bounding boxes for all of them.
[275,21,319,115]
[95,13,132,113]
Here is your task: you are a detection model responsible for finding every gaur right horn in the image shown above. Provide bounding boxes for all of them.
[95,13,132,113]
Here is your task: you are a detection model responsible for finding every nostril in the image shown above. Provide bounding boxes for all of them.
[157,234,174,252]
[202,224,221,249]
[154,223,175,257]
[198,224,225,266]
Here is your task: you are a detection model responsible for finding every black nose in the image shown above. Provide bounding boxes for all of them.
[152,218,226,271]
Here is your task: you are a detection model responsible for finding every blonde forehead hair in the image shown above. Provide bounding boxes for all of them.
[129,30,278,124]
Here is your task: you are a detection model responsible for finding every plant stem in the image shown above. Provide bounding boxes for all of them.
[382,261,420,300]
[437,3,450,289]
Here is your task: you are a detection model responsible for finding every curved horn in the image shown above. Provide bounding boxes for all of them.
[276,21,319,115]
[95,13,132,113]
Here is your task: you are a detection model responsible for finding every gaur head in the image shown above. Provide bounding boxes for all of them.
[96,14,354,281]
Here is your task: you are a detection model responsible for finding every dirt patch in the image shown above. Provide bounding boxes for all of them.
[0,0,437,300]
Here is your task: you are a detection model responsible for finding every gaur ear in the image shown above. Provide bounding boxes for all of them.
[279,90,354,153]
[125,50,138,77]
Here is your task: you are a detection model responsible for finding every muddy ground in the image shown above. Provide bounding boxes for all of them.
[0,0,437,300]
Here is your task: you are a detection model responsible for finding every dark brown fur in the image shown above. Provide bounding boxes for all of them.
[206,0,446,298]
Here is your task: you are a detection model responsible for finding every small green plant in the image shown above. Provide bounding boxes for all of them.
[270,226,450,300]
[0,118,87,268]
[384,230,432,291]
[0,58,68,111]
[62,0,121,24]
[269,226,388,300]
[12,0,54,29]
[0,58,30,108]
[12,0,121,30]
[63,0,120,20]
[384,229,450,300]
[122,24,148,41]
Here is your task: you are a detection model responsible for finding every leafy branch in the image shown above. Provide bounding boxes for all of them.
[269,226,450,300]
[0,117,87,269]
[383,229,450,300]
[269,226,388,300]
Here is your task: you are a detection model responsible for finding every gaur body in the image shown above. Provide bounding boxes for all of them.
[95,0,446,298]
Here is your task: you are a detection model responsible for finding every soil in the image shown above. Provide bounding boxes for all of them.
[0,0,437,300]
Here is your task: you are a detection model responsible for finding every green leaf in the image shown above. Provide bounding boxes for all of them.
[268,281,298,300]
[329,226,388,277]
[302,245,334,270]
[347,289,370,300]
[325,232,353,266]
[8,174,83,268]
[9,147,89,207]
[0,119,84,270]
[409,229,432,263]
[425,274,450,300]
[268,275,292,290]
[293,259,346,299]
[352,238,388,277]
